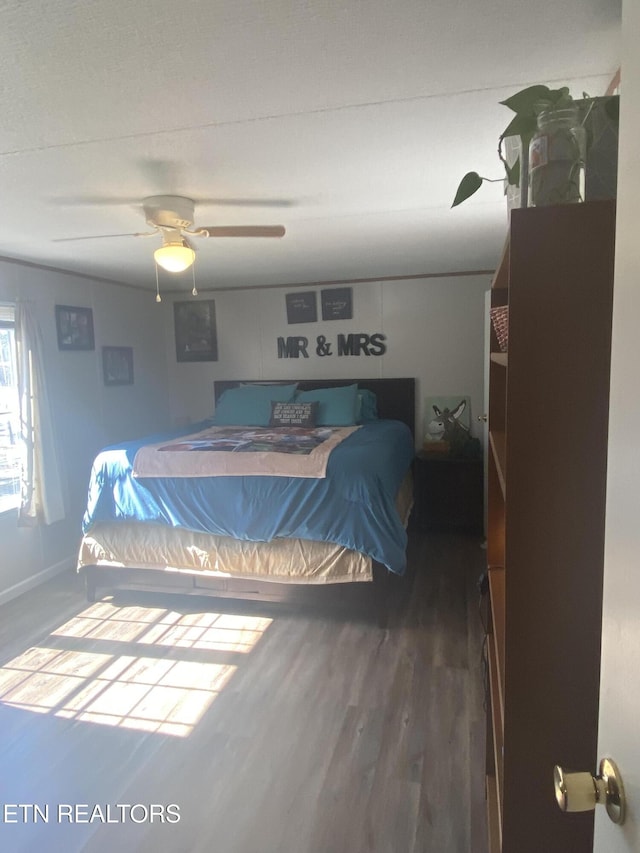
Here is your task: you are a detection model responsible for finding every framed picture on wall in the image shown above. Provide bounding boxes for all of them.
[102,346,134,386]
[286,291,317,324]
[321,287,352,320]
[174,299,218,362]
[55,305,95,351]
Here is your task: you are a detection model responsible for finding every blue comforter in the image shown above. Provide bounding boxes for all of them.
[82,419,415,575]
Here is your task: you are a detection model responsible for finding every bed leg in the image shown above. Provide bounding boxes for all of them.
[85,570,97,603]
[374,573,391,629]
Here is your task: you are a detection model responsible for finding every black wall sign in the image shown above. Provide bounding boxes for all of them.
[277,332,387,358]
[336,333,386,356]
[286,291,317,324]
[321,287,353,321]
[277,336,310,358]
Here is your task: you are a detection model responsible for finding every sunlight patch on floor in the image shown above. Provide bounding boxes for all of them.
[0,603,272,737]
[52,602,272,653]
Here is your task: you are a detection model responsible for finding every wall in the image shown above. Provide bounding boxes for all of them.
[163,275,491,445]
[595,2,640,849]
[0,261,169,603]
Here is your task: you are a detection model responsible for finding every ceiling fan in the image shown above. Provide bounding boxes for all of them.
[53,195,286,273]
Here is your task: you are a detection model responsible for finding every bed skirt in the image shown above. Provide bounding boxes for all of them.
[77,472,412,604]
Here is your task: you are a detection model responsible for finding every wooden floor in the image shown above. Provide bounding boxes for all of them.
[0,531,487,853]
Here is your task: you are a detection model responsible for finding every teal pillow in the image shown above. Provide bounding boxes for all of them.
[295,384,358,426]
[213,383,298,426]
[357,389,379,423]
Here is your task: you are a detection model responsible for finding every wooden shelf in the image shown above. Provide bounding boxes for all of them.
[491,234,510,291]
[487,625,504,816]
[489,431,506,498]
[486,775,502,853]
[488,566,505,711]
[490,352,508,367]
[487,566,505,844]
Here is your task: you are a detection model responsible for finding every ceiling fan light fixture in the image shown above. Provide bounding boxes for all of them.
[154,242,195,273]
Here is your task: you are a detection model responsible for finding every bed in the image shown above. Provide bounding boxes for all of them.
[77,377,416,612]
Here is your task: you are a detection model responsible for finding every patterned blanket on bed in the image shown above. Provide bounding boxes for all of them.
[132,425,359,478]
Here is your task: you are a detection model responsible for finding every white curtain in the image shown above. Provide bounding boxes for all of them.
[15,302,65,526]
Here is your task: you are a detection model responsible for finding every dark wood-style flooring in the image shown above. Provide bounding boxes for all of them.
[0,531,487,853]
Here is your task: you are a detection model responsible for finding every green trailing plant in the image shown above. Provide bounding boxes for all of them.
[451,85,618,207]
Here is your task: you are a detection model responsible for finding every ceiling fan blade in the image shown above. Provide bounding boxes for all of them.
[196,198,294,208]
[52,232,145,242]
[202,225,286,238]
[51,197,141,206]
[52,195,295,208]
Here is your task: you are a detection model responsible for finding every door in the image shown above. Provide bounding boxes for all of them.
[594,4,639,849]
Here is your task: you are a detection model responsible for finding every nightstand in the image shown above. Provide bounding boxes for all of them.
[412,451,483,534]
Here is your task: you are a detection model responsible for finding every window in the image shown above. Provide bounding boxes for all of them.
[0,304,20,513]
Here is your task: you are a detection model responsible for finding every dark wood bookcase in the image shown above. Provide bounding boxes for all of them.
[485,201,616,853]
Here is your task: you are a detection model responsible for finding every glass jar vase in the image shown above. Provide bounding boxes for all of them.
[528,107,586,206]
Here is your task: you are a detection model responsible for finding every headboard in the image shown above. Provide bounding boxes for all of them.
[213,378,416,438]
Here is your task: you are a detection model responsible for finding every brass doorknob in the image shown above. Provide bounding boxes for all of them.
[553,758,625,825]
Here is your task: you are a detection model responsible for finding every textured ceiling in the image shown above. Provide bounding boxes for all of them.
[0,0,621,292]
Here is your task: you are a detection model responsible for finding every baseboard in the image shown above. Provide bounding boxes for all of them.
[0,556,75,607]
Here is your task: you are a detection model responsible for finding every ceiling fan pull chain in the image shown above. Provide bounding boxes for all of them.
[155,264,162,303]
[191,262,198,297]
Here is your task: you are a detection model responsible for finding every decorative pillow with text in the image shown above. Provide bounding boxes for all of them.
[269,401,318,427]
